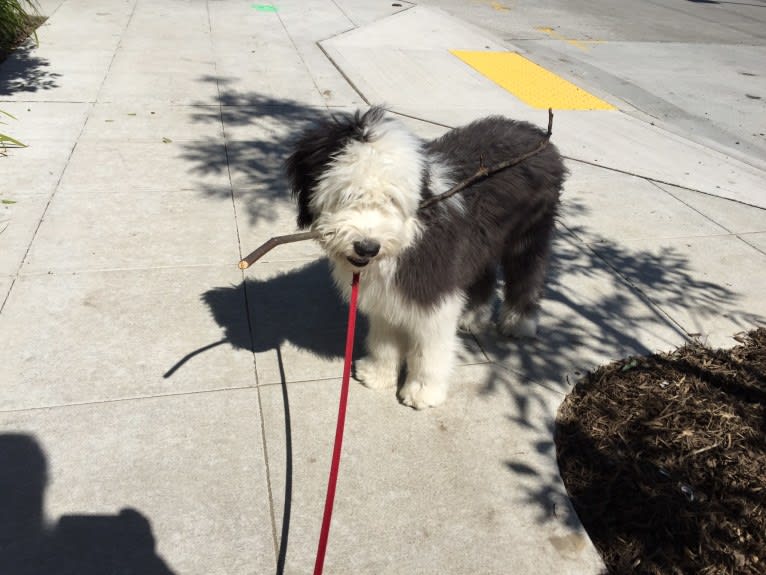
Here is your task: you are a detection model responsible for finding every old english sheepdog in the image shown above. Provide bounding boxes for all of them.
[286,107,566,409]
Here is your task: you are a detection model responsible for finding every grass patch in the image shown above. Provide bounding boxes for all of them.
[0,0,46,63]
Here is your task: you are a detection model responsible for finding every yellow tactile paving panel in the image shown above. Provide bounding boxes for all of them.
[451,50,615,111]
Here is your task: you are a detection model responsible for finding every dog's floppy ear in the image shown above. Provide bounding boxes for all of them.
[285,125,326,229]
[285,108,388,229]
[285,116,351,229]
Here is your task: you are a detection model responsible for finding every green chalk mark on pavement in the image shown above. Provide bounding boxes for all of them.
[252,4,277,11]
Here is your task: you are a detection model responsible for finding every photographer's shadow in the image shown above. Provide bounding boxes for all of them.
[0,434,175,575]
[205,258,367,365]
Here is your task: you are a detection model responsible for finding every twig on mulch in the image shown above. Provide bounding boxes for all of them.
[418,108,554,210]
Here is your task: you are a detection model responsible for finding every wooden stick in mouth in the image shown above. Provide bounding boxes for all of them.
[239,109,555,269]
[238,230,321,269]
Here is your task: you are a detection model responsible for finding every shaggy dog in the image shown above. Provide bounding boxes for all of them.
[286,107,566,409]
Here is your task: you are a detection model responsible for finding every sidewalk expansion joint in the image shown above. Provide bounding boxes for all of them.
[651,179,766,230]
[0,99,93,104]
[490,359,569,398]
[0,384,260,415]
[0,277,16,314]
[561,223,693,343]
[328,0,357,27]
[315,2,420,107]
[316,42,370,106]
[271,5,337,111]
[737,234,766,257]
[562,155,763,208]
[13,262,238,277]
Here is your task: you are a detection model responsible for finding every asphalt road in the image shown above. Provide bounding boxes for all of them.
[418,0,766,169]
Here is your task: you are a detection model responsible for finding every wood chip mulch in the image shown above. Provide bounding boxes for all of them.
[556,327,765,575]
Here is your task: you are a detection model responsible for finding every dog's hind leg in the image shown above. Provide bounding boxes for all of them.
[499,213,556,338]
[399,294,463,409]
[355,316,406,390]
[458,266,496,333]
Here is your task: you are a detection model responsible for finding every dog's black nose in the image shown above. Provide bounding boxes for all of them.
[353,239,381,258]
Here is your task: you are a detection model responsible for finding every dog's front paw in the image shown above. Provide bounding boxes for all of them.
[398,380,447,410]
[354,358,398,390]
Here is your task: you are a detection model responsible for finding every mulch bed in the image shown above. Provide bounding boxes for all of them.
[556,328,765,574]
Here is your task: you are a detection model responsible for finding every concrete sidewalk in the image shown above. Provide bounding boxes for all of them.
[1,1,764,574]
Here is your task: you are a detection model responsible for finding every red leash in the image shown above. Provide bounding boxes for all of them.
[313,272,360,575]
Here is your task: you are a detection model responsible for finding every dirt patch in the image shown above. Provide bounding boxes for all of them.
[556,328,765,574]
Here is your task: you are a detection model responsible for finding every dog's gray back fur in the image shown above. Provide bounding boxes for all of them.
[395,116,566,309]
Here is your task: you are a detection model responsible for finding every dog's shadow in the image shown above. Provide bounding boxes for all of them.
[201,259,367,372]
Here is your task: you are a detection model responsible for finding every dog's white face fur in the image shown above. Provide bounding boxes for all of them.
[308,117,424,273]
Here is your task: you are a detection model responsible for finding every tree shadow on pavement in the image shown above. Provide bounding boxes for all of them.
[182,77,331,227]
[0,45,60,96]
[202,258,367,361]
[0,433,175,575]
